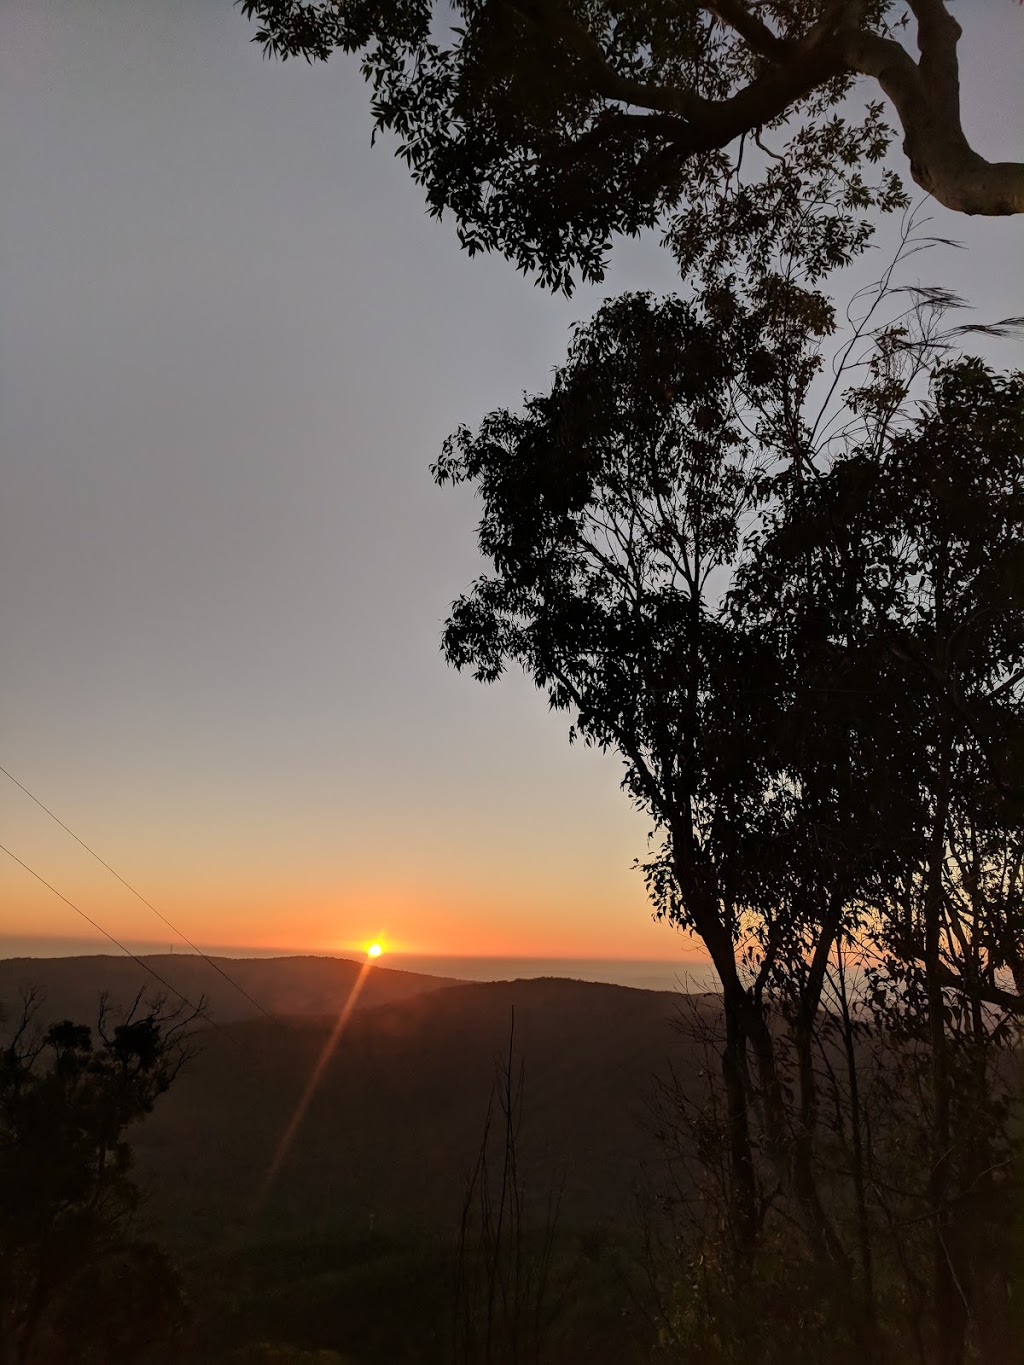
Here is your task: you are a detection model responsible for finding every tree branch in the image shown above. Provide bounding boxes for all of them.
[702,0,793,61]
[506,0,710,119]
[844,8,1024,215]
[936,965,1024,1016]
[536,0,1024,215]
[246,0,1024,217]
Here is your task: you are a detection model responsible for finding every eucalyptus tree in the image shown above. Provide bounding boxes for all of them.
[242,0,1022,296]
[694,345,1024,1360]
[434,279,857,1261]
[822,359,1024,1364]
[435,272,1024,1349]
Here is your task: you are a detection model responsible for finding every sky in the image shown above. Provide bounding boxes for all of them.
[2,0,1022,963]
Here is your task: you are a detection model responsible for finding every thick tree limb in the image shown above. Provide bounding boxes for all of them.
[937,965,1024,1015]
[520,0,1024,215]
[844,6,1024,214]
[513,0,846,156]
[248,0,1024,217]
[702,0,795,61]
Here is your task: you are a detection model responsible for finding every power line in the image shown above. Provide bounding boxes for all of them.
[0,762,277,1025]
[0,839,233,1042]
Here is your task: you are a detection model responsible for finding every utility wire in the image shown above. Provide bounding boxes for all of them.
[0,762,277,1024]
[0,839,236,1044]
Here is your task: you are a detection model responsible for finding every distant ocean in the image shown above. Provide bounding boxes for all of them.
[0,936,720,995]
[385,954,720,994]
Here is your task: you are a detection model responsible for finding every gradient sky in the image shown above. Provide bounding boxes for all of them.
[2,0,1021,961]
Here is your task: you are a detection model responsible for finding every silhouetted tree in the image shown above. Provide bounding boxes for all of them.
[434,270,1024,1358]
[435,278,846,1266]
[241,0,1022,296]
[0,991,198,1365]
[738,351,1024,1364]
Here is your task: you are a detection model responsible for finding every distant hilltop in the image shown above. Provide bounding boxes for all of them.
[0,952,462,1029]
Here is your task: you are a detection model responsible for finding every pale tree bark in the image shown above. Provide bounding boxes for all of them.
[843,0,1024,215]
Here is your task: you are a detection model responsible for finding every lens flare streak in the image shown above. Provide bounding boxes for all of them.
[255,955,376,1209]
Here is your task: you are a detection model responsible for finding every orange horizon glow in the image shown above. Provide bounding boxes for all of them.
[3,911,699,963]
[2,825,708,965]
[2,796,696,964]
[2,774,700,964]
[0,929,711,968]
[1,912,711,965]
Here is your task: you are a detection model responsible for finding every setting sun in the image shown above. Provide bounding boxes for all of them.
[367,943,383,959]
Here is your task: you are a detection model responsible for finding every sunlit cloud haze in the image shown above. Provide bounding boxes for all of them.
[2,0,1021,962]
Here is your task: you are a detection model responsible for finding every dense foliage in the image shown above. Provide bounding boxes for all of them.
[241,0,1023,294]
[436,279,1024,1360]
[0,997,194,1365]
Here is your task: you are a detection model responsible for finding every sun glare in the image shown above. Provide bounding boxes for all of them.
[367,942,383,959]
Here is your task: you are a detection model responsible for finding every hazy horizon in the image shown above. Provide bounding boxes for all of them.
[0,934,718,993]
[0,932,693,962]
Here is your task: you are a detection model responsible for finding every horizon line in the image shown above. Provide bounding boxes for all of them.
[0,936,705,966]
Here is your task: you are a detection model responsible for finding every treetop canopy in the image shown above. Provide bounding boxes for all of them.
[241,0,1022,292]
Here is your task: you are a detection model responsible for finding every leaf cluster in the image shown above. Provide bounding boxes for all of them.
[240,0,909,291]
[0,995,196,1362]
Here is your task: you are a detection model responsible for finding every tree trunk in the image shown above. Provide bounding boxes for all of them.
[720,996,759,1262]
[924,731,966,1365]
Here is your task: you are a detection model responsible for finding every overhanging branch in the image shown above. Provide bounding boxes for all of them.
[843,4,1024,214]
[702,0,793,61]
[522,0,1024,216]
